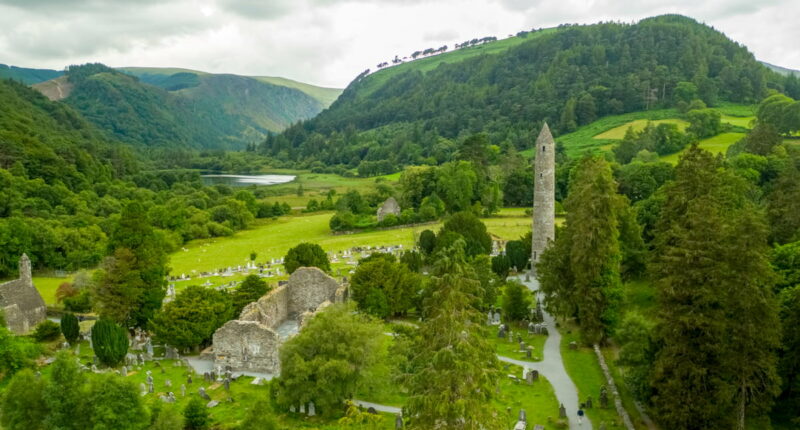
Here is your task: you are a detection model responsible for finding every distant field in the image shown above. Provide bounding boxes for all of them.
[31,276,73,306]
[721,114,754,128]
[661,132,745,164]
[593,118,689,140]
[169,209,538,277]
[253,76,342,107]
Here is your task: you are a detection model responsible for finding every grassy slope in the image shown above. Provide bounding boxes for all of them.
[660,132,746,164]
[117,66,342,107]
[358,29,558,97]
[594,118,690,139]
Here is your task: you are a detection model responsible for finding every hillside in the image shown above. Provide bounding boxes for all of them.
[262,15,789,170]
[41,64,327,149]
[0,78,134,187]
[118,67,342,108]
[0,64,64,85]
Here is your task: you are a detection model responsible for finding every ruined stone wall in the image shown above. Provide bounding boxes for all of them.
[240,285,290,329]
[287,267,340,315]
[212,321,281,373]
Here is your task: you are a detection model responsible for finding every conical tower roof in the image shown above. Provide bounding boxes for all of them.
[536,122,554,146]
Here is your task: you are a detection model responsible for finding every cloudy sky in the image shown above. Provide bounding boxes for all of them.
[0,0,797,88]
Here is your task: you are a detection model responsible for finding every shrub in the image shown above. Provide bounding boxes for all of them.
[63,289,92,313]
[91,318,128,366]
[55,282,77,303]
[183,397,209,430]
[60,313,80,344]
[418,230,436,255]
[284,242,331,274]
[33,320,61,342]
[501,280,533,322]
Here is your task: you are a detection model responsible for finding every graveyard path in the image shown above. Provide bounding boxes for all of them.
[353,399,402,414]
[510,275,592,430]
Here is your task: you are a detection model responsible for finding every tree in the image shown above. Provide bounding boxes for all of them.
[435,161,477,213]
[238,398,279,430]
[778,285,800,416]
[405,241,501,429]
[85,373,149,430]
[183,397,209,430]
[439,211,491,257]
[60,312,80,344]
[649,145,781,430]
[616,312,656,401]
[501,280,532,322]
[91,318,129,367]
[563,157,623,343]
[33,320,61,342]
[150,406,183,430]
[283,242,331,274]
[151,286,234,351]
[231,275,269,316]
[505,239,530,272]
[772,241,800,291]
[766,165,800,244]
[0,325,40,377]
[686,108,722,138]
[94,248,146,325]
[1,369,47,430]
[742,123,782,156]
[491,254,510,278]
[418,229,436,255]
[103,201,168,329]
[275,304,383,416]
[350,259,420,318]
[44,352,86,430]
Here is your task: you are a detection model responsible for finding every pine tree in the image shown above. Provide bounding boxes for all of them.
[565,156,622,344]
[405,240,501,429]
[60,312,80,345]
[92,318,129,367]
[649,145,780,430]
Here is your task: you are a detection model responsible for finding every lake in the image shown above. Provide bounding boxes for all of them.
[201,174,296,187]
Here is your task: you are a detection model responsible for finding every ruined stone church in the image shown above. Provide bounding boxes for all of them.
[0,254,47,334]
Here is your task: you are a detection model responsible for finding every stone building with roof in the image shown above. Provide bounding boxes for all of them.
[0,254,47,334]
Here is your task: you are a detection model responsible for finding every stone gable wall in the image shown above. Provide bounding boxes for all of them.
[0,255,47,334]
[212,320,281,373]
[240,285,290,329]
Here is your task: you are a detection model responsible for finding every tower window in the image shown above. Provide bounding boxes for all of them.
[542,145,546,152]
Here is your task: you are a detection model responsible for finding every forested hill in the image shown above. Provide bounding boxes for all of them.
[0,78,136,189]
[27,64,333,150]
[262,15,790,168]
[0,64,63,85]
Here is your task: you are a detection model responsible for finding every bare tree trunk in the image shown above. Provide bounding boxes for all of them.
[738,380,746,430]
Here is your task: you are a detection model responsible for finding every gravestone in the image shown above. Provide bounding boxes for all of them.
[528,321,535,334]
[121,366,127,376]
[91,364,97,373]
[600,386,608,408]
[534,426,545,430]
[187,375,193,385]
[585,396,593,409]
[519,409,527,422]
[75,344,80,355]
[290,405,296,413]
[300,403,306,414]
[559,403,566,418]
[181,384,186,397]
[569,341,578,350]
[540,326,548,336]
[526,369,536,384]
[526,347,533,359]
[165,379,172,388]
[519,341,526,351]
[367,407,377,414]
[199,387,210,400]
[497,324,507,338]
[140,383,147,395]
[207,400,219,408]
[148,381,154,394]
[224,378,230,391]
[395,414,403,429]
[308,401,316,417]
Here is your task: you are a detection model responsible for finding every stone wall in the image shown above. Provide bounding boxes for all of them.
[531,123,556,272]
[0,254,47,334]
[211,267,346,374]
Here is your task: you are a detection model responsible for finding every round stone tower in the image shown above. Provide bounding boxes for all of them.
[531,123,556,274]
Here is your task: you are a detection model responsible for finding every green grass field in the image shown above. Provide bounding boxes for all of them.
[31,276,72,305]
[560,329,623,428]
[593,119,689,140]
[720,114,755,128]
[660,132,745,164]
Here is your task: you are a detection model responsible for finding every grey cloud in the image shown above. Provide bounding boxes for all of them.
[215,0,294,20]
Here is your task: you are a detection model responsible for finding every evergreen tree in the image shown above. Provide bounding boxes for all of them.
[766,165,800,244]
[649,145,781,430]
[60,312,80,345]
[405,241,501,429]
[91,318,129,367]
[418,229,436,255]
[101,201,168,328]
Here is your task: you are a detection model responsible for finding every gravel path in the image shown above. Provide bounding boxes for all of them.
[509,275,592,430]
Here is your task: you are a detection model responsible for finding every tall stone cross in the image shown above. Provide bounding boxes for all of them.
[531,123,555,274]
